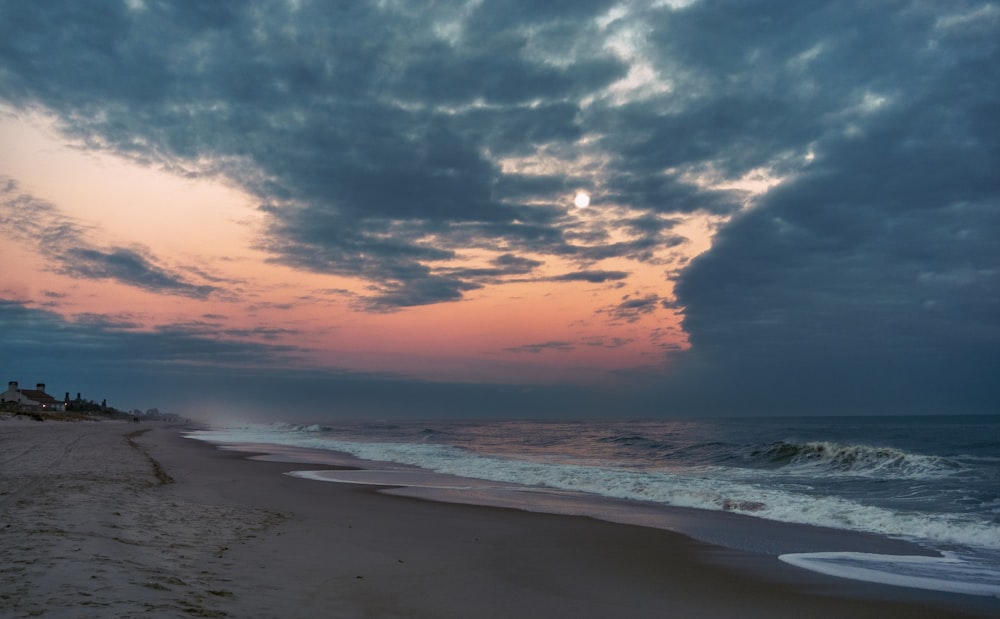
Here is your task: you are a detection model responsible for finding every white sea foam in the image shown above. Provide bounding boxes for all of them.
[187,425,1000,552]
[289,469,490,490]
[779,551,1000,598]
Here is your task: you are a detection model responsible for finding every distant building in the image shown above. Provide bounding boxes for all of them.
[1,381,65,411]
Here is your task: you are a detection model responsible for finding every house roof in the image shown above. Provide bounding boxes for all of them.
[20,389,61,405]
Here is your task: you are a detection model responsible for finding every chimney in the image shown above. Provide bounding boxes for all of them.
[36,383,46,393]
[8,381,18,390]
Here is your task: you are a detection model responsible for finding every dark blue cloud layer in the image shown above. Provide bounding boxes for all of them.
[662,0,1000,414]
[0,299,602,418]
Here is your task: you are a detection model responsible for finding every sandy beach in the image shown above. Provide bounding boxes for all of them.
[1,417,994,618]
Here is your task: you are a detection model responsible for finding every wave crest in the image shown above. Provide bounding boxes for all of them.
[753,441,961,477]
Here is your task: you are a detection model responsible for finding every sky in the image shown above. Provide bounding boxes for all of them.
[1,0,998,420]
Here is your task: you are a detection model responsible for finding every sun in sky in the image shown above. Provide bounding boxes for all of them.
[573,191,591,209]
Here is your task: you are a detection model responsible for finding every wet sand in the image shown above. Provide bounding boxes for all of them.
[1,417,994,618]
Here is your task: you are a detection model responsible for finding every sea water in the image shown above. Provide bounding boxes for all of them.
[188,415,1000,598]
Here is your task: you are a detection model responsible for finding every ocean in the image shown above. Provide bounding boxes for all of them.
[188,414,1000,598]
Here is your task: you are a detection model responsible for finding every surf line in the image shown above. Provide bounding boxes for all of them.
[779,551,1000,598]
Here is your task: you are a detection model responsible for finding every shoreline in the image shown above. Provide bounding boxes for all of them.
[2,418,996,618]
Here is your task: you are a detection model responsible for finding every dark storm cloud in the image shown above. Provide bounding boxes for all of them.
[493,253,543,272]
[367,273,481,310]
[0,299,301,370]
[0,179,220,299]
[61,247,217,299]
[438,253,542,284]
[608,294,662,323]
[0,0,690,307]
[548,270,629,283]
[392,33,623,106]
[589,3,965,215]
[461,103,585,158]
[0,0,633,308]
[659,1,1000,414]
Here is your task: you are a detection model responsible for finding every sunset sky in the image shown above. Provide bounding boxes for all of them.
[2,1,998,419]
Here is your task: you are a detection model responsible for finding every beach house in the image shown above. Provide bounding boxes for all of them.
[1,381,65,411]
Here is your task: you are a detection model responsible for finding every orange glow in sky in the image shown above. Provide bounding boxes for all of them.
[1,107,724,386]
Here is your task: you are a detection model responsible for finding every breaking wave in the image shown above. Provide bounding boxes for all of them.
[187,424,1000,551]
[750,441,962,478]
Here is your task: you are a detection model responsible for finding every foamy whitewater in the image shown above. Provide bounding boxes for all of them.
[189,415,1000,598]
